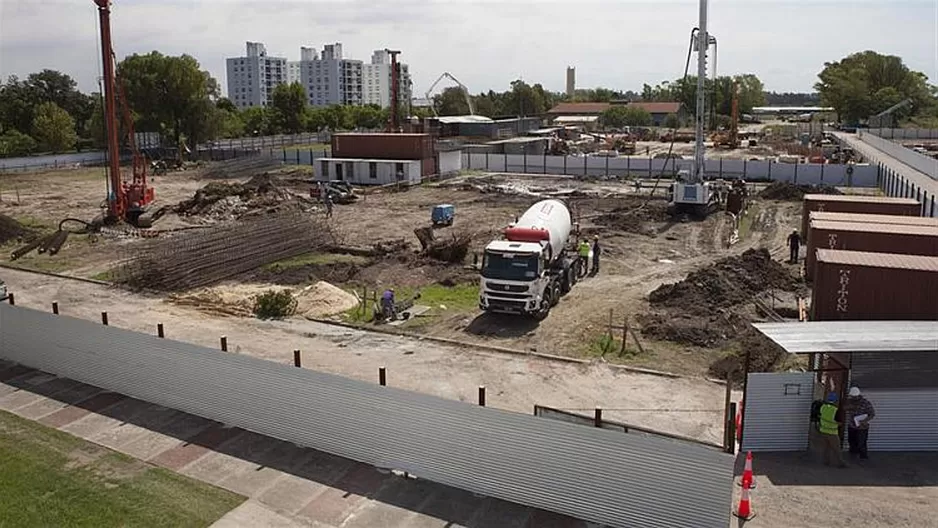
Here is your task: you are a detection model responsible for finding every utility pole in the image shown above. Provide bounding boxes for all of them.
[385,49,401,132]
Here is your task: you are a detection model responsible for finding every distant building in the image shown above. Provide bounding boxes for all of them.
[566,67,575,99]
[227,42,413,109]
[226,42,287,109]
[626,102,684,126]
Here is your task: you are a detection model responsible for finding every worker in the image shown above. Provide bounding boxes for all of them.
[818,392,847,468]
[591,235,601,275]
[844,386,875,460]
[577,239,591,277]
[787,229,801,264]
[324,191,333,218]
[381,288,396,321]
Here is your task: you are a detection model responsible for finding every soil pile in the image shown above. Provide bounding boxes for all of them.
[168,281,357,318]
[594,201,669,234]
[648,248,801,315]
[759,182,841,201]
[0,215,36,245]
[175,173,310,220]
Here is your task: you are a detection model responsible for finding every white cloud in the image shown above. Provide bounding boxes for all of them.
[1,0,934,97]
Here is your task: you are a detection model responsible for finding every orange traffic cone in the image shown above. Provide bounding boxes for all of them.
[733,484,756,520]
[738,450,757,489]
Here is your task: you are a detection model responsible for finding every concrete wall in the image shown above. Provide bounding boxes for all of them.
[461,152,879,187]
[316,158,421,185]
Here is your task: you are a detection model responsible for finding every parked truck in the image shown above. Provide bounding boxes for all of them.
[478,200,578,320]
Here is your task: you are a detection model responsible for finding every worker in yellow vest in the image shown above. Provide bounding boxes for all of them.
[818,392,847,468]
[577,239,591,278]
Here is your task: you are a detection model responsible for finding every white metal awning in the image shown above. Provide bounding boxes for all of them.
[752,321,938,354]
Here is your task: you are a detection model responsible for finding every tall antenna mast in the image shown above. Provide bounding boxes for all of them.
[693,0,709,184]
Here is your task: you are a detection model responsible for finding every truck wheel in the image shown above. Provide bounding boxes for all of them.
[560,272,571,294]
[549,283,561,307]
[533,290,553,321]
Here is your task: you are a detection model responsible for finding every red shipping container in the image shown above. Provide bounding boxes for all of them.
[805,220,938,280]
[331,133,434,160]
[808,211,938,228]
[811,249,938,321]
[801,194,921,237]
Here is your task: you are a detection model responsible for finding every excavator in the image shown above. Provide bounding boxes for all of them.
[92,0,156,227]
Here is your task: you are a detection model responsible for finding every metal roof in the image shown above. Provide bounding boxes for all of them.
[627,101,682,114]
[810,219,938,236]
[437,115,494,124]
[808,211,938,228]
[752,321,938,354]
[816,249,938,271]
[803,194,920,205]
[547,102,611,115]
[554,115,599,123]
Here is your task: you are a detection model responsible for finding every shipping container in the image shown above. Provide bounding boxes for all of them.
[805,220,938,280]
[801,194,921,236]
[331,133,434,161]
[809,211,938,228]
[811,249,938,321]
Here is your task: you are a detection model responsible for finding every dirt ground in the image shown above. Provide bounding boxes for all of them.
[731,451,938,528]
[0,267,730,444]
[0,164,808,379]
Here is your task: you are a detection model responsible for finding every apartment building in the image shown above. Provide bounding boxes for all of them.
[227,42,411,109]
[362,50,413,108]
[225,42,287,109]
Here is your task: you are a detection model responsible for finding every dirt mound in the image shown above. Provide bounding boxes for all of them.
[593,200,669,234]
[707,329,788,382]
[759,181,841,201]
[175,173,310,220]
[168,281,357,318]
[0,215,36,245]
[252,260,363,285]
[648,248,801,315]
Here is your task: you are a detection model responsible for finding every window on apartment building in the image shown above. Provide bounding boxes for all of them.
[369,162,377,179]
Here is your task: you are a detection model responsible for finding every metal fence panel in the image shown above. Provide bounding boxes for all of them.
[0,305,733,528]
[862,389,938,451]
[742,372,816,451]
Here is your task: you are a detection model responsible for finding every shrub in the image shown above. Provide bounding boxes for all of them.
[253,289,297,319]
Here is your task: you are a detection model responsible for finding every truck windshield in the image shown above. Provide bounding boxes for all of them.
[481,251,539,281]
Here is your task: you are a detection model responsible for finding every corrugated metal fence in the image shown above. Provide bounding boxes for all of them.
[0,304,734,528]
[861,389,938,451]
[742,373,816,452]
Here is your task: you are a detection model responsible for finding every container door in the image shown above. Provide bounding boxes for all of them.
[335,163,343,180]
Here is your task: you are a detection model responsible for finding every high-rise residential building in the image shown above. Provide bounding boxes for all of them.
[566,66,576,99]
[227,42,412,109]
[226,42,287,109]
[363,50,413,109]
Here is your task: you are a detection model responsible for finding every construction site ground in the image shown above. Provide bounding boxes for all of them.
[1,165,810,380]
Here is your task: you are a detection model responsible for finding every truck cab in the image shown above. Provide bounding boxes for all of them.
[479,240,549,316]
[0,278,7,301]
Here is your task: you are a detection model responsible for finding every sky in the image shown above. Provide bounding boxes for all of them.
[1,0,936,99]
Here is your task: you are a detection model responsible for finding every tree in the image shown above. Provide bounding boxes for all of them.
[271,82,307,133]
[216,98,237,113]
[663,113,681,129]
[241,107,273,135]
[32,102,77,152]
[118,52,218,147]
[0,129,37,157]
[815,51,933,123]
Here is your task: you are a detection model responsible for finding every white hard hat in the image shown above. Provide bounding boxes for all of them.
[849,386,861,397]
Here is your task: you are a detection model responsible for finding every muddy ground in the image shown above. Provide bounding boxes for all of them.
[0,164,806,378]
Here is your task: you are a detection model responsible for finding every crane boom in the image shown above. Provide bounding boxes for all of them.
[692,0,708,184]
[425,72,475,117]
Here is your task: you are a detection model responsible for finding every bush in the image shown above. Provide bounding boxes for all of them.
[253,289,297,319]
[0,130,38,157]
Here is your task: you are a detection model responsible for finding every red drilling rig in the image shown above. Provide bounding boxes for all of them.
[94,0,155,226]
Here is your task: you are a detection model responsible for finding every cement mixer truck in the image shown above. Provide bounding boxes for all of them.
[479,199,578,320]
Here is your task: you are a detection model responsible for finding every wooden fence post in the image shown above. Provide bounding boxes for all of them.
[220,335,228,352]
[52,301,59,315]
[379,367,387,386]
[157,323,165,338]
[478,386,486,406]
[294,349,301,367]
[594,407,603,427]
[101,312,108,326]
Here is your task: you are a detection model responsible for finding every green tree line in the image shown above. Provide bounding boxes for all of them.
[3,50,935,158]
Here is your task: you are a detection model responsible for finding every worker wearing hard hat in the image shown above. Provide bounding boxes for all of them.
[577,239,591,277]
[844,386,875,460]
[591,235,602,275]
[818,392,847,468]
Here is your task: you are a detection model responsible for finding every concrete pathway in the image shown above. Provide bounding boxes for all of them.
[0,360,592,528]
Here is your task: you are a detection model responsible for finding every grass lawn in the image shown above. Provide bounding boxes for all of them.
[0,410,244,527]
[262,252,369,272]
[342,282,479,325]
